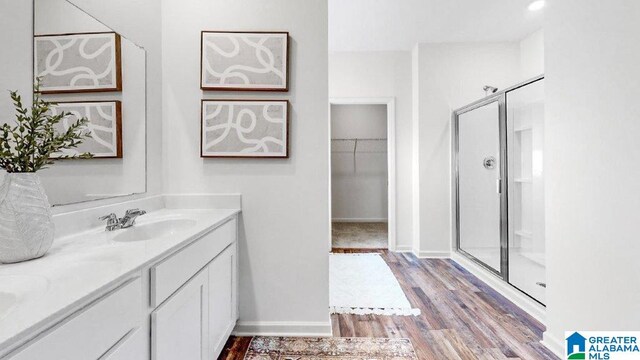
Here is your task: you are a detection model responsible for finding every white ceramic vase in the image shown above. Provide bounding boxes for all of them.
[0,173,54,263]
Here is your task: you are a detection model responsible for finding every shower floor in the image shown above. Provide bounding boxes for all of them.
[460,246,545,304]
[461,247,501,271]
[510,249,546,303]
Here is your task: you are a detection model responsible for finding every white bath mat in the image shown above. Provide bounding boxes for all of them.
[329,253,421,316]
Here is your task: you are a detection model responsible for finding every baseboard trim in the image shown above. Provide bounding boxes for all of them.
[541,331,563,358]
[331,218,388,223]
[414,250,451,258]
[394,245,413,252]
[451,252,546,324]
[232,321,333,337]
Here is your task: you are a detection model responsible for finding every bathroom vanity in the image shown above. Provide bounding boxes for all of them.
[0,0,244,357]
[0,207,240,360]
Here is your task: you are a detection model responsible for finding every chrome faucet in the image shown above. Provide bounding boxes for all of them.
[99,209,147,231]
[119,208,147,229]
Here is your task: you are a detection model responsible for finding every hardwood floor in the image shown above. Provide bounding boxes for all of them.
[218,336,252,360]
[218,249,558,360]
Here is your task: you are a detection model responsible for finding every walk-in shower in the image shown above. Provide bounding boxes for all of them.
[453,76,545,305]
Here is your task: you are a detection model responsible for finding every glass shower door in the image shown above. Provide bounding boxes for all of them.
[506,78,546,304]
[456,100,504,273]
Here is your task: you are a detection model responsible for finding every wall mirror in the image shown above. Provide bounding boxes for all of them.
[32,0,147,205]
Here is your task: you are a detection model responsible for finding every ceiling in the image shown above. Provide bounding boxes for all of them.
[329,0,544,52]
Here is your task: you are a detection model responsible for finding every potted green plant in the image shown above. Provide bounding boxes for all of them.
[0,82,91,263]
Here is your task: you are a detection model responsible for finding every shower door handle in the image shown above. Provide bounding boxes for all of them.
[496,179,502,194]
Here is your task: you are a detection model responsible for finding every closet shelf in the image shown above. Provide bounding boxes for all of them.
[331,138,387,154]
[330,138,387,172]
[332,138,387,141]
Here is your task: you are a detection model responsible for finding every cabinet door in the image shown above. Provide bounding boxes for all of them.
[233,242,239,321]
[152,269,209,360]
[208,244,237,359]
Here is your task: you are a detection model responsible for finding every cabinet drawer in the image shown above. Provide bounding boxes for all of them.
[100,327,146,360]
[8,277,142,360]
[151,218,236,307]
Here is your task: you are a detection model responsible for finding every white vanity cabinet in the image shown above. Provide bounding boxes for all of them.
[2,215,239,360]
[151,219,238,360]
[151,243,238,360]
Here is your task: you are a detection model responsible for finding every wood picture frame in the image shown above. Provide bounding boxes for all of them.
[49,100,123,159]
[200,99,289,158]
[34,31,122,94]
[200,31,289,92]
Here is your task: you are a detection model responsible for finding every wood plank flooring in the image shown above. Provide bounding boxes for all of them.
[218,249,558,360]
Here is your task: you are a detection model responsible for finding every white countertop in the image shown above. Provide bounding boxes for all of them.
[0,208,240,353]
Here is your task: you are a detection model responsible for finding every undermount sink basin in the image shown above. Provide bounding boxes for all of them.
[0,292,18,319]
[0,275,50,320]
[112,219,197,242]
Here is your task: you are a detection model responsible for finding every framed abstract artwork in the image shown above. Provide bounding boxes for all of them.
[200,31,289,91]
[49,101,123,158]
[201,99,289,158]
[34,32,122,94]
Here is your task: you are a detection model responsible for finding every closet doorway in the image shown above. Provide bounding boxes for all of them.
[329,98,396,251]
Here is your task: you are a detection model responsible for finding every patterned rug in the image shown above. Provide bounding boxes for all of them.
[243,337,418,359]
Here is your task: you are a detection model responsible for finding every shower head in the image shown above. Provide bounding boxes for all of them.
[483,85,499,96]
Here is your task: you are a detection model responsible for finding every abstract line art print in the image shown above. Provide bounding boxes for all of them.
[201,100,289,158]
[201,31,289,91]
[49,101,123,158]
[34,32,122,94]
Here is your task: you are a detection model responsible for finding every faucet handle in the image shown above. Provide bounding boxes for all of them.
[119,208,147,229]
[99,213,118,222]
[99,213,120,231]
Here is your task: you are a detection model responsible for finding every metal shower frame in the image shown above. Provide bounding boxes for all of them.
[451,75,545,304]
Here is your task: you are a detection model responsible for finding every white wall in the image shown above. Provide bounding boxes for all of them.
[520,29,545,80]
[331,104,387,139]
[329,51,413,250]
[413,42,521,257]
[543,0,640,355]
[411,46,421,255]
[331,104,388,222]
[161,0,331,334]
